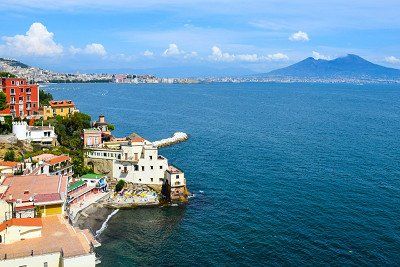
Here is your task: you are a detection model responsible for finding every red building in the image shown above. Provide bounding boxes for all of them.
[0,77,39,118]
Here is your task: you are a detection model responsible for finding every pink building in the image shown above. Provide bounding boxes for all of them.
[83,129,102,148]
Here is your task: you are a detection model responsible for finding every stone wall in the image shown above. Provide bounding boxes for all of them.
[84,157,114,176]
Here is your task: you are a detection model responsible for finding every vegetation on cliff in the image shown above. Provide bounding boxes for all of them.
[33,99,93,176]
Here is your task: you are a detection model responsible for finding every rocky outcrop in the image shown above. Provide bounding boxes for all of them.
[84,157,114,175]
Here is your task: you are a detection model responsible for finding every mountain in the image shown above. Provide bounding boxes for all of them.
[263,54,400,79]
[0,58,30,69]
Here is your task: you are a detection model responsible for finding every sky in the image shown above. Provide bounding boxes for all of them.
[0,0,400,76]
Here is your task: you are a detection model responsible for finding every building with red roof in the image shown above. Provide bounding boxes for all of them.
[0,174,68,221]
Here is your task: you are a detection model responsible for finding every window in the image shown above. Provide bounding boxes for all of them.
[44,262,48,267]
[141,166,144,171]
[159,166,163,169]
[10,88,15,94]
[139,178,141,182]
[134,165,138,171]
[20,88,23,93]
[176,175,180,179]
[149,156,153,160]
[150,166,153,170]
[150,178,153,182]
[11,80,15,85]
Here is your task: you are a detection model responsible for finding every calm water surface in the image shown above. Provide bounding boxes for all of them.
[47,82,400,266]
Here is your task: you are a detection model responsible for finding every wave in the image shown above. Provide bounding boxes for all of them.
[95,209,119,237]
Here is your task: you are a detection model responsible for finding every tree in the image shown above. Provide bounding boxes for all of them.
[0,72,16,78]
[107,124,115,131]
[0,91,8,111]
[4,150,15,161]
[39,89,53,106]
[115,180,126,192]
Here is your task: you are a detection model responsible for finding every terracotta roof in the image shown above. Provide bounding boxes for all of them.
[34,193,61,203]
[167,165,183,174]
[131,137,145,142]
[46,155,71,166]
[49,100,75,108]
[15,205,35,211]
[0,215,97,259]
[0,218,42,232]
[0,161,19,168]
[1,174,68,203]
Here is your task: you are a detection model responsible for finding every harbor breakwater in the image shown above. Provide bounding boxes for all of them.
[152,132,188,147]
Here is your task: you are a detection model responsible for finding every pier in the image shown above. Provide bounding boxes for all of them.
[152,132,188,147]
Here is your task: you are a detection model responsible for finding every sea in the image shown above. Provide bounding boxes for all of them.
[46,82,400,266]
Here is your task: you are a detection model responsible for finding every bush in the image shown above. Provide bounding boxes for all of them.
[4,150,15,161]
[39,89,53,106]
[115,179,126,192]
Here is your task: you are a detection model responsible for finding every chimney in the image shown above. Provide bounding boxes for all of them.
[99,115,105,123]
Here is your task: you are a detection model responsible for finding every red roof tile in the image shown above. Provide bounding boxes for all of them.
[1,174,67,203]
[0,161,20,168]
[46,155,71,166]
[33,193,61,203]
[0,218,42,232]
[131,137,145,142]
[49,100,75,108]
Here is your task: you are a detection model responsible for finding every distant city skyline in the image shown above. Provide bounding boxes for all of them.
[0,0,399,76]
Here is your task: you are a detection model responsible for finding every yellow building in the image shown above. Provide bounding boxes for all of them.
[43,100,78,120]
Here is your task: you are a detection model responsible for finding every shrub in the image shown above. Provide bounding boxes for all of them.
[4,150,15,161]
[115,179,126,192]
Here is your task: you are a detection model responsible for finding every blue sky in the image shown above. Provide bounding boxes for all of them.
[0,0,400,76]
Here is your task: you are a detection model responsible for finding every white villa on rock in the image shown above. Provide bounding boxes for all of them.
[84,133,187,198]
[12,121,57,146]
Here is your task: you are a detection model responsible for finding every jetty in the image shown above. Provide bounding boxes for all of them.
[152,132,188,147]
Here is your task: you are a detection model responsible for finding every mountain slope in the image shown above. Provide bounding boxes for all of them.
[264,54,400,79]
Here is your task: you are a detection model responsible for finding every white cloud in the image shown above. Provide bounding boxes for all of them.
[162,43,198,59]
[84,43,107,56]
[1,22,63,56]
[143,50,154,57]
[289,31,309,42]
[384,56,400,64]
[210,46,235,62]
[268,53,289,60]
[209,46,288,62]
[312,51,331,60]
[69,43,107,56]
[163,43,183,56]
[184,51,198,59]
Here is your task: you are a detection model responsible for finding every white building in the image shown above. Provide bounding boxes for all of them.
[85,137,186,188]
[12,121,57,146]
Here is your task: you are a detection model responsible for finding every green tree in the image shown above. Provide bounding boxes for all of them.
[0,115,12,134]
[39,89,53,106]
[115,179,126,192]
[0,91,8,111]
[107,124,115,131]
[0,72,16,78]
[4,150,15,161]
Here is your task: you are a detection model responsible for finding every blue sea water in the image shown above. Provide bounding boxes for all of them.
[47,82,400,266]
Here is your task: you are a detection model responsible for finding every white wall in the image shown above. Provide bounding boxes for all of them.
[113,145,168,185]
[62,253,96,267]
[0,252,61,267]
